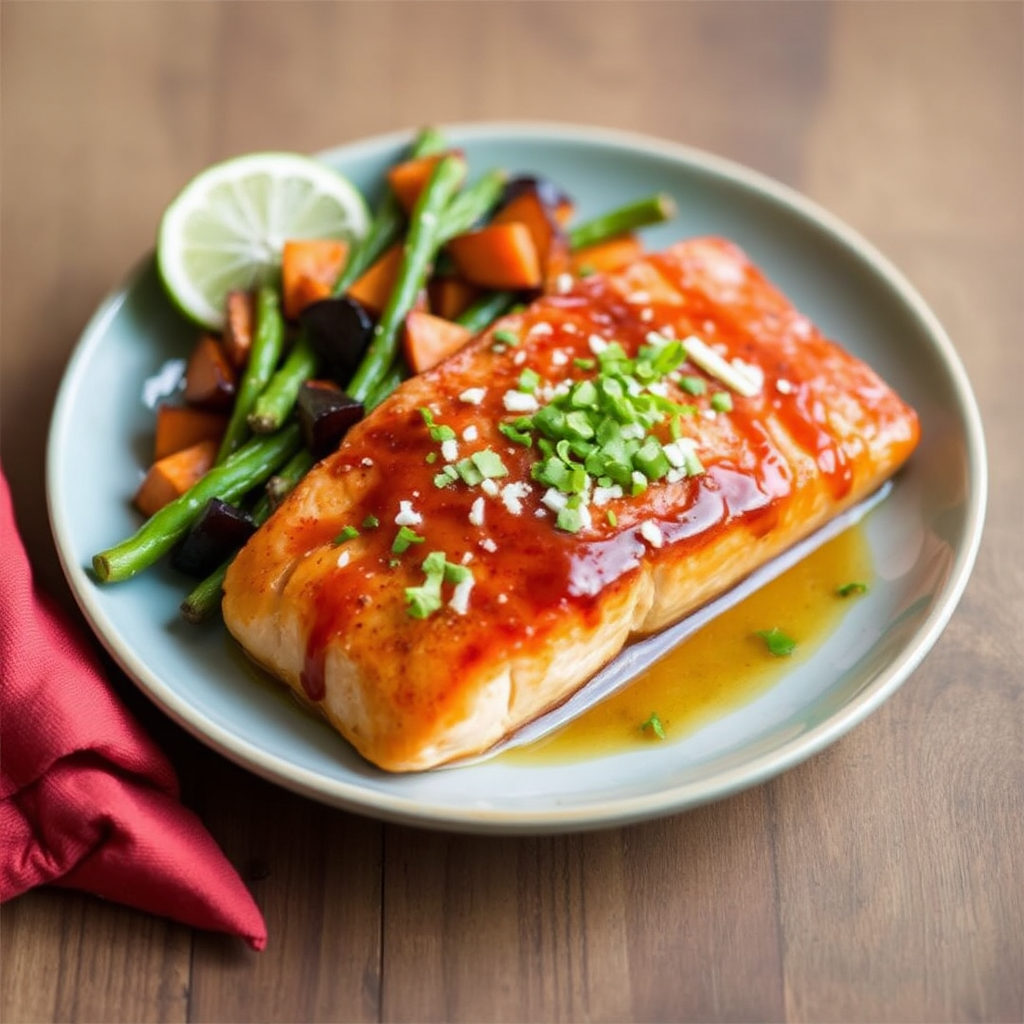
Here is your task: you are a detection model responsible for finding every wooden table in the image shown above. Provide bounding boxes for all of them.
[3,3,1021,1020]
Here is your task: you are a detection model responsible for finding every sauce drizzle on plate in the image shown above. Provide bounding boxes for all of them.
[505,523,872,764]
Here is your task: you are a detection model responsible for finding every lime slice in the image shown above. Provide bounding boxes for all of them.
[157,152,370,330]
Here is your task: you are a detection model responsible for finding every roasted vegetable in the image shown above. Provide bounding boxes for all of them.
[492,184,571,290]
[134,439,218,518]
[455,290,520,334]
[296,380,365,456]
[247,334,318,435]
[347,153,468,403]
[179,448,316,623]
[94,424,302,583]
[435,169,508,243]
[331,127,449,296]
[222,290,256,369]
[346,242,404,315]
[171,498,258,577]
[299,295,376,382]
[153,404,228,460]
[427,274,480,320]
[94,129,686,616]
[184,333,236,412]
[568,193,676,250]
[281,238,349,320]
[216,285,286,463]
[402,309,473,374]
[570,233,645,275]
[446,221,542,290]
[502,175,575,225]
[387,152,460,213]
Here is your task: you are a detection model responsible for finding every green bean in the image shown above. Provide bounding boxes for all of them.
[437,168,507,244]
[93,424,302,583]
[346,153,467,403]
[456,290,519,333]
[333,126,448,295]
[216,286,285,463]
[179,448,315,623]
[567,193,677,251]
[365,362,405,410]
[247,332,317,434]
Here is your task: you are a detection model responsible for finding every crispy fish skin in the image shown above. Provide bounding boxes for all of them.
[222,238,920,772]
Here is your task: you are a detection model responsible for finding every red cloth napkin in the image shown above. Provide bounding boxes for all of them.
[0,469,267,950]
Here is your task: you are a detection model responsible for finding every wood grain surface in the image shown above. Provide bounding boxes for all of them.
[2,2,1021,1021]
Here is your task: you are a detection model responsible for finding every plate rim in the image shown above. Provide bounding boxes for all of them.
[46,120,988,834]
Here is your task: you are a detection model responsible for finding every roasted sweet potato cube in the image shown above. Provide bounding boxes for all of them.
[184,333,237,412]
[446,223,542,290]
[427,275,481,321]
[402,310,472,374]
[570,234,645,276]
[153,404,228,460]
[282,239,349,320]
[387,151,462,213]
[222,290,256,369]
[134,439,218,518]
[346,243,404,316]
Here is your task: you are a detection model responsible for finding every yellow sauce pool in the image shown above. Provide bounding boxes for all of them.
[503,525,873,765]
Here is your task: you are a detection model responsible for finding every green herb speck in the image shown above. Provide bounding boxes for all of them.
[755,627,797,657]
[392,526,426,554]
[640,712,666,740]
[836,581,869,598]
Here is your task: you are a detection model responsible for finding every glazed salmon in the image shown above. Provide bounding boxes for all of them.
[221,238,920,772]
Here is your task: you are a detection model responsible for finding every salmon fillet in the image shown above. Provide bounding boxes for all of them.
[221,238,920,772]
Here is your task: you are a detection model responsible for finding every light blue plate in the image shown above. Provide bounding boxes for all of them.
[47,123,986,834]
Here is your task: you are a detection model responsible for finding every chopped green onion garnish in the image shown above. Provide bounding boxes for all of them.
[361,514,380,529]
[492,328,519,347]
[498,421,533,446]
[640,712,666,740]
[518,367,541,393]
[470,448,508,479]
[444,562,473,585]
[418,407,456,442]
[404,551,474,619]
[392,525,426,554]
[406,583,443,619]
[836,581,869,597]
[755,627,797,657]
[556,506,585,533]
[455,458,484,486]
[570,379,598,408]
[710,391,733,413]
[679,375,706,396]
[433,465,459,487]
[634,438,670,480]
[489,323,716,536]
[332,525,359,545]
